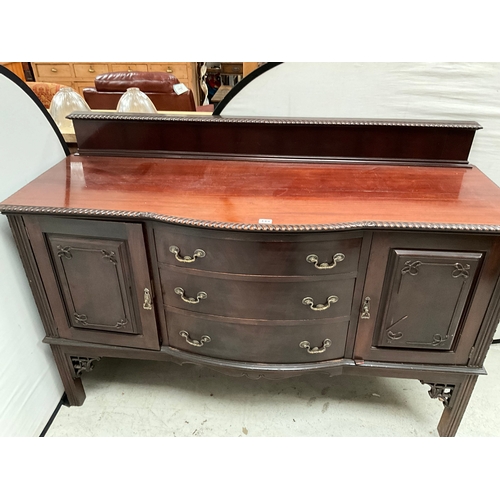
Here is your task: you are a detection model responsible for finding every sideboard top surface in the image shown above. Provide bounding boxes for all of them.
[3,155,500,231]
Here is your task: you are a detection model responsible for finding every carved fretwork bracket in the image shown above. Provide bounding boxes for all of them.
[70,356,101,377]
[402,260,470,280]
[420,381,455,407]
[101,250,117,265]
[57,245,72,259]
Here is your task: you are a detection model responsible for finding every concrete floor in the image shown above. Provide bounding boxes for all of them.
[46,344,500,437]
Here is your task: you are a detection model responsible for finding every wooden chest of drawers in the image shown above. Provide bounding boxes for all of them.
[31,62,198,102]
[3,114,500,436]
[155,225,361,363]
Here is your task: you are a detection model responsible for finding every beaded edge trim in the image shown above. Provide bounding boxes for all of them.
[67,113,482,129]
[1,205,499,233]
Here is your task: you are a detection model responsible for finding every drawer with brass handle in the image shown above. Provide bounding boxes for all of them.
[160,267,355,320]
[34,63,72,79]
[148,63,189,79]
[73,63,109,78]
[154,224,362,276]
[165,307,349,363]
[110,64,149,72]
[221,63,243,75]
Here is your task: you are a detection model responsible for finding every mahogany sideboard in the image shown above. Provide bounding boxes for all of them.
[3,113,500,436]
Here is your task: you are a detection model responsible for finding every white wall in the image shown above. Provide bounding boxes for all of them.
[0,72,65,436]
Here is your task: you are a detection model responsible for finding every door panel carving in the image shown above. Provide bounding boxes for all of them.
[24,216,159,350]
[48,236,139,334]
[354,232,500,365]
[375,250,482,350]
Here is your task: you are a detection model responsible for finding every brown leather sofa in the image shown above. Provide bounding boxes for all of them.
[83,71,212,112]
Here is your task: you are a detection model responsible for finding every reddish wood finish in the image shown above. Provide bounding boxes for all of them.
[69,114,479,164]
[3,155,500,229]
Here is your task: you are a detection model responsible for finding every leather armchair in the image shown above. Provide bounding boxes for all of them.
[83,71,208,112]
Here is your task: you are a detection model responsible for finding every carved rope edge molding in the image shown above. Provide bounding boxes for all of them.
[66,112,482,129]
[2,205,500,233]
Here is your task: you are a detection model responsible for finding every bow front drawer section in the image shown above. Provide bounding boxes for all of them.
[159,267,356,321]
[154,224,362,276]
[166,308,349,363]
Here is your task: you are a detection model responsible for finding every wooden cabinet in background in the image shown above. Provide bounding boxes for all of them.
[1,62,26,81]
[31,62,199,103]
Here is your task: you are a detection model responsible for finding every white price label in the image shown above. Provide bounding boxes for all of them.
[173,83,189,95]
[258,219,273,224]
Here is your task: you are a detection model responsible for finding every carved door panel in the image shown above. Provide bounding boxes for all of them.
[375,249,481,350]
[354,232,500,365]
[24,216,159,349]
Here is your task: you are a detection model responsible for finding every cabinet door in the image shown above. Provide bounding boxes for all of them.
[24,216,159,349]
[375,249,481,350]
[354,232,500,365]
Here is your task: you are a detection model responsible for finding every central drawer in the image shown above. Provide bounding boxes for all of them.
[160,266,355,320]
[166,308,349,363]
[148,63,189,79]
[154,224,362,276]
[73,63,109,78]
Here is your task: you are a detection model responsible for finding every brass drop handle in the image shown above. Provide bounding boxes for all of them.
[51,67,58,73]
[166,67,173,73]
[361,297,371,319]
[174,287,207,304]
[143,288,152,310]
[127,66,132,72]
[306,253,345,269]
[88,65,95,73]
[299,339,332,354]
[179,330,211,347]
[169,245,206,263]
[302,295,338,311]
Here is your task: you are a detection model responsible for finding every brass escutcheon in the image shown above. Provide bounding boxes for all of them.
[143,288,153,310]
[361,297,371,319]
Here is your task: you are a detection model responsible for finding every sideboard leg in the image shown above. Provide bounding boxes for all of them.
[50,345,86,406]
[436,375,478,437]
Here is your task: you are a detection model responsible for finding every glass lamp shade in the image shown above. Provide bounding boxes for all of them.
[49,87,90,129]
[116,87,157,113]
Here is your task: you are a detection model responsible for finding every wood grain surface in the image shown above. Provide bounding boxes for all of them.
[3,155,500,229]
